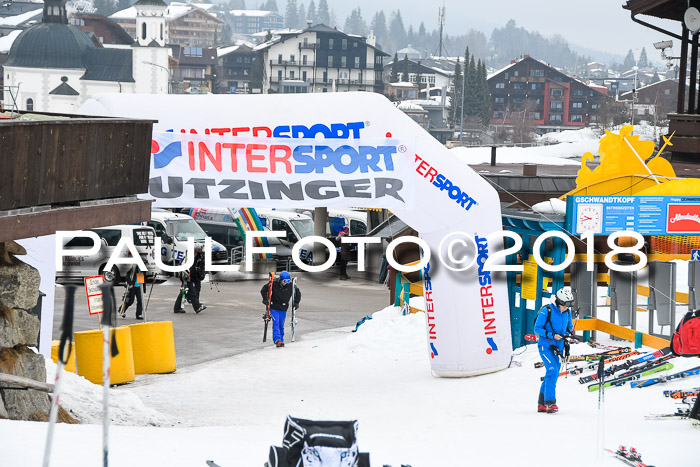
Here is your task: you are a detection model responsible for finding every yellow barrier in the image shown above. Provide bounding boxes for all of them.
[636,285,688,304]
[573,318,669,350]
[51,340,77,374]
[129,321,177,375]
[74,326,135,385]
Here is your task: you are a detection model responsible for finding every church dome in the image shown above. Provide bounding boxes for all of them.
[5,23,95,69]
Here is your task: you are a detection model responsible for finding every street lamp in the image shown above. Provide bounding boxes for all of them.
[142,61,171,94]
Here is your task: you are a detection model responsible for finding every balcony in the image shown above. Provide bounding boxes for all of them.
[299,43,318,50]
[270,60,316,67]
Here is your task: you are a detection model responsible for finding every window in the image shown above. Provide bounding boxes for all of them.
[278,54,282,64]
[550,101,562,109]
[530,83,543,90]
[302,55,307,65]
[272,219,296,241]
[277,70,282,81]
[534,98,542,105]
[551,88,563,97]
[591,103,599,110]
[550,114,562,121]
[353,41,357,48]
[184,47,202,57]
[529,112,541,120]
[504,72,509,79]
[570,114,583,122]
[303,37,308,46]
[493,111,504,119]
[513,71,519,77]
[290,71,295,79]
[341,56,346,67]
[573,89,584,96]
[160,24,163,41]
[572,102,583,109]
[26,98,33,111]
[513,82,524,90]
[323,71,327,82]
[495,82,505,89]
[513,97,523,105]
[342,39,347,50]
[302,71,307,81]
[329,38,334,49]
[141,23,147,40]
[354,57,360,68]
[494,97,505,104]
[665,89,670,95]
[327,56,333,67]
[290,54,295,63]
[530,69,544,77]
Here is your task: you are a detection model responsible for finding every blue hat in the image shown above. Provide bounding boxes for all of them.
[280,271,291,280]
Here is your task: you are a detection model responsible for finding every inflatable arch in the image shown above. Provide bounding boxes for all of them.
[79,92,513,377]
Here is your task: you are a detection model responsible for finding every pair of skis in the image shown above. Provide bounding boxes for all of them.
[578,347,673,384]
[587,357,674,392]
[543,350,640,380]
[604,446,653,467]
[262,273,298,343]
[630,365,700,388]
[664,387,700,399]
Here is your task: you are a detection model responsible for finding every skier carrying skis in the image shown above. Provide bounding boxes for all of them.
[535,287,574,414]
[260,271,301,347]
[122,264,144,319]
[174,245,207,314]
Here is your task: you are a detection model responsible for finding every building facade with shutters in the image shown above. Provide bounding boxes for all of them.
[257,24,388,94]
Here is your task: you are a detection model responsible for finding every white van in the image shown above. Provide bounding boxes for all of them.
[56,225,158,284]
[326,209,368,237]
[254,209,315,261]
[147,209,228,265]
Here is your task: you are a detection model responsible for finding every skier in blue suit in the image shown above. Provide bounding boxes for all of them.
[535,287,574,414]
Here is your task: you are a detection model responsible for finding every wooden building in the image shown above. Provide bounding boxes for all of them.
[487,55,608,132]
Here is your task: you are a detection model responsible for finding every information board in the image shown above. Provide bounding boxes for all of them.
[566,196,700,235]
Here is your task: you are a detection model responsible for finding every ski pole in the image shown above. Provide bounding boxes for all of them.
[98,283,120,467]
[596,356,605,458]
[42,285,76,467]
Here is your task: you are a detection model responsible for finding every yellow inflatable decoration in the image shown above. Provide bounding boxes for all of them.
[565,126,700,198]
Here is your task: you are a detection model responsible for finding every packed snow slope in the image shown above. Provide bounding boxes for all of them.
[1,306,698,466]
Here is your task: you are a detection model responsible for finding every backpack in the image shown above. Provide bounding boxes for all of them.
[671,310,700,357]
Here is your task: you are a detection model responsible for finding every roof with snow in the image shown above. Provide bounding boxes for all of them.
[110,2,222,22]
[0,8,42,26]
[0,29,21,53]
[619,78,678,99]
[254,23,389,56]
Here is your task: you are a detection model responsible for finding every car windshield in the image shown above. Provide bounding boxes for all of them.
[290,219,314,238]
[166,219,207,241]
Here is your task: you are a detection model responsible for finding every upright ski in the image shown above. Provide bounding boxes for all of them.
[262,272,274,343]
[290,276,298,342]
[631,365,700,388]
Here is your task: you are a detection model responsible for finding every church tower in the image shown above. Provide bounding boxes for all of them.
[133,0,167,47]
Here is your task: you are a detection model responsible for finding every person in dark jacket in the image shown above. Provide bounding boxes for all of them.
[174,246,207,314]
[337,226,351,280]
[122,264,144,319]
[534,287,574,414]
[260,271,301,347]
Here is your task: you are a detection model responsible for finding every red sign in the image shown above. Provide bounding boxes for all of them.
[666,204,700,233]
[84,275,105,315]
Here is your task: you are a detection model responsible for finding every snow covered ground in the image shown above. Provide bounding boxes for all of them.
[2,302,698,466]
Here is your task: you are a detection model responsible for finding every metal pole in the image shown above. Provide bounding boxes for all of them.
[690,33,699,114]
[490,146,497,166]
[460,66,466,145]
[678,27,689,114]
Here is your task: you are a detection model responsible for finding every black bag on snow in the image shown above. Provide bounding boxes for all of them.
[671,310,700,357]
[265,416,370,467]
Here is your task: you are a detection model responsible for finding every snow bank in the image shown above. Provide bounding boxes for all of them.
[450,140,593,166]
[532,198,567,214]
[537,127,601,144]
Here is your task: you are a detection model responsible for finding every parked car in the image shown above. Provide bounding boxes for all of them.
[146,209,228,266]
[56,225,158,284]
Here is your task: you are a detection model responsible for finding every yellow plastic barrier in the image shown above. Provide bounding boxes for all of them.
[74,326,135,385]
[51,340,76,374]
[129,321,177,375]
[573,318,669,350]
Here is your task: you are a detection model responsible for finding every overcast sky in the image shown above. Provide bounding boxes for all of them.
[330,0,679,57]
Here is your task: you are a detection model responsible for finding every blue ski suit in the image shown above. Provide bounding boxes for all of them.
[534,303,573,403]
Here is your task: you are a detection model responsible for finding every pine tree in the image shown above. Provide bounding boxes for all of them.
[390,52,399,83]
[307,0,317,25]
[638,47,649,68]
[401,54,410,82]
[93,0,115,16]
[250,52,265,92]
[415,61,423,92]
[479,60,492,125]
[418,22,425,38]
[370,11,388,49]
[298,2,306,27]
[116,0,130,12]
[317,0,330,25]
[464,55,478,118]
[266,0,279,12]
[451,58,462,127]
[389,10,406,51]
[623,49,636,70]
[285,0,299,29]
[344,7,366,36]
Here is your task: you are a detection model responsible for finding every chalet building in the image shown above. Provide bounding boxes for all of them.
[111,2,223,48]
[257,24,388,94]
[170,45,217,93]
[229,10,282,35]
[619,79,678,120]
[383,57,451,93]
[70,13,135,45]
[487,55,608,131]
[216,43,257,93]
